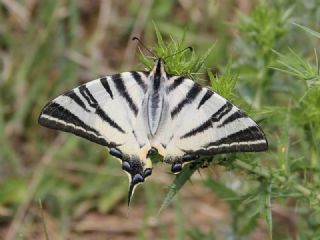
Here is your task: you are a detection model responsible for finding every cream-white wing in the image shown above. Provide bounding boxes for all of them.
[39,71,153,204]
[152,76,268,173]
[39,71,148,148]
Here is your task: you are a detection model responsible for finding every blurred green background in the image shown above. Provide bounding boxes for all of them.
[1,0,320,239]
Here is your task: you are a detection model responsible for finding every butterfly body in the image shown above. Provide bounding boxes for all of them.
[145,59,168,136]
[39,58,267,205]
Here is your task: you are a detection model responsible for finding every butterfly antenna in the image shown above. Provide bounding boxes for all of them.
[132,37,156,58]
[164,46,193,60]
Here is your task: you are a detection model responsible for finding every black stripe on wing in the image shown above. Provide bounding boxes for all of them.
[167,76,184,92]
[38,102,110,146]
[112,73,139,116]
[217,110,246,128]
[211,102,233,122]
[79,85,98,108]
[66,91,89,112]
[130,71,148,92]
[180,101,233,139]
[171,83,202,119]
[184,126,268,155]
[79,85,126,133]
[205,126,264,148]
[197,89,214,109]
[100,77,113,98]
[195,141,267,155]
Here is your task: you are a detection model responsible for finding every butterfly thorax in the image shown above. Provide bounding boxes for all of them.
[144,59,168,137]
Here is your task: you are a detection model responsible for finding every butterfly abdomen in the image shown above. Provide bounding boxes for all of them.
[145,59,170,137]
[146,83,169,136]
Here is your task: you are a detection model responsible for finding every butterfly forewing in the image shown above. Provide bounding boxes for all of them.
[39,71,148,145]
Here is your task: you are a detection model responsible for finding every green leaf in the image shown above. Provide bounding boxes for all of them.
[293,23,320,39]
[202,178,240,208]
[153,22,165,52]
[158,163,197,214]
[209,62,238,99]
[138,25,215,78]
[97,181,127,213]
[264,189,273,239]
[239,213,259,236]
[0,177,27,205]
[272,48,320,83]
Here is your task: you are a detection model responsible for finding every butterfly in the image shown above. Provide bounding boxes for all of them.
[38,45,268,205]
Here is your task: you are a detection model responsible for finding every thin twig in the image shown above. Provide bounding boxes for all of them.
[122,0,154,68]
[65,49,115,75]
[5,136,65,240]
[0,0,30,29]
[87,0,111,53]
[39,199,50,240]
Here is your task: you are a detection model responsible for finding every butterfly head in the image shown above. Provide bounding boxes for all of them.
[151,58,166,76]
[154,57,166,65]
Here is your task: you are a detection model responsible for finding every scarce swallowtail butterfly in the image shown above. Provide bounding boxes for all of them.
[39,44,268,205]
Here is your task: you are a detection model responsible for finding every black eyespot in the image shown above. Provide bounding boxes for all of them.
[171,162,182,173]
[144,168,152,177]
[122,161,131,172]
[132,173,144,184]
[110,148,122,159]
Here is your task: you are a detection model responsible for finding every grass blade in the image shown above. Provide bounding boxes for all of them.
[293,23,320,39]
[158,164,197,214]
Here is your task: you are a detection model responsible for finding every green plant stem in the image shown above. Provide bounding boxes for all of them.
[232,159,320,202]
